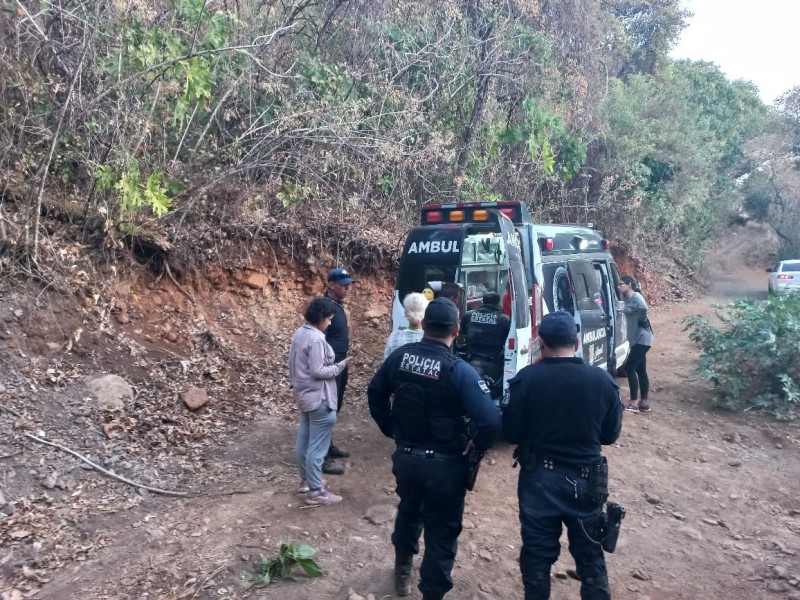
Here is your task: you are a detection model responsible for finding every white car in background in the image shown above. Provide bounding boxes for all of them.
[767,260,800,294]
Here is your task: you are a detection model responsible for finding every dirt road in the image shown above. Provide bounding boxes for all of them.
[6,226,800,600]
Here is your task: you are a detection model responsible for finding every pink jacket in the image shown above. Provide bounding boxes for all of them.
[288,323,346,412]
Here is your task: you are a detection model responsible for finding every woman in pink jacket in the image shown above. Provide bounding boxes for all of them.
[289,297,351,506]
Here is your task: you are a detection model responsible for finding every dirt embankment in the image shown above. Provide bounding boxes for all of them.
[1,223,799,600]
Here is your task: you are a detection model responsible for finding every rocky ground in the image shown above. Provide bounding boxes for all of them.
[1,223,799,600]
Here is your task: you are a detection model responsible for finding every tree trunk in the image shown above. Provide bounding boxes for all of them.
[452,3,495,199]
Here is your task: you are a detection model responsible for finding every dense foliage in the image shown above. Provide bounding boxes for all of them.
[0,0,795,268]
[684,295,800,420]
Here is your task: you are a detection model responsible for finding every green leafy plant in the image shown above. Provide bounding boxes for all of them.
[496,97,587,183]
[277,180,312,207]
[112,162,173,218]
[684,294,800,420]
[95,160,177,219]
[248,541,323,587]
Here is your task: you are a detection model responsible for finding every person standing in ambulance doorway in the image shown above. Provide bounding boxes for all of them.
[503,311,623,600]
[368,297,501,600]
[323,267,354,475]
[458,291,511,399]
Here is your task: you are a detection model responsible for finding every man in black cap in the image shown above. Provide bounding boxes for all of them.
[368,297,501,600]
[502,310,622,600]
[323,267,355,475]
[458,291,511,399]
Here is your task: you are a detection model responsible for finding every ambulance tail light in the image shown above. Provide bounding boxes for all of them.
[507,337,515,350]
[424,210,442,224]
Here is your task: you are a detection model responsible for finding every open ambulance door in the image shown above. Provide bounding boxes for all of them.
[495,211,532,393]
[566,259,609,369]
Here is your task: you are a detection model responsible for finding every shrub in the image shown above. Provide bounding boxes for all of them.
[684,294,800,420]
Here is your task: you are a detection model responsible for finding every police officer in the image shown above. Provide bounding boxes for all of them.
[368,297,500,600]
[459,291,511,398]
[502,311,622,600]
[324,267,354,475]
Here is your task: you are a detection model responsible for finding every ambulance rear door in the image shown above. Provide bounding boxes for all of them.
[566,259,609,369]
[495,211,532,384]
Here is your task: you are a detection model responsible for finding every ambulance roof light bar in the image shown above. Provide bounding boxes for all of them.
[421,201,529,225]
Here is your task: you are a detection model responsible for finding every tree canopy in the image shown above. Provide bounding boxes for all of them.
[0,0,796,269]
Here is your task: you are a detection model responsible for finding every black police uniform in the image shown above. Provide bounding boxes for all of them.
[460,299,510,397]
[324,290,349,412]
[502,314,622,600]
[368,304,500,600]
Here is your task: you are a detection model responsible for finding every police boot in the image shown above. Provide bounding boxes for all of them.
[394,553,413,596]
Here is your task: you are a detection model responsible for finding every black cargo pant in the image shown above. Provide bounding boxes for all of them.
[391,449,469,600]
[518,467,610,600]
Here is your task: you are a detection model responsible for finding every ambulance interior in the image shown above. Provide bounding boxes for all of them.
[459,231,507,310]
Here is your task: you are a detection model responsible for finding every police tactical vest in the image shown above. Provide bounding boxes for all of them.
[390,343,466,453]
[466,307,510,359]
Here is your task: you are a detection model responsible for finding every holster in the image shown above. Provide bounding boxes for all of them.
[512,444,535,471]
[465,447,484,491]
[601,501,626,553]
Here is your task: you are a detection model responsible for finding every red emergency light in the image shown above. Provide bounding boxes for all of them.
[601,239,611,250]
[777,274,793,280]
[424,211,442,224]
[539,237,554,251]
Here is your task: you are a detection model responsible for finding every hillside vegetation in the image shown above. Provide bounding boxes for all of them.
[1,0,799,278]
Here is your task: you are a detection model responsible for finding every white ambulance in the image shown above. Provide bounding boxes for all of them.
[392,201,630,397]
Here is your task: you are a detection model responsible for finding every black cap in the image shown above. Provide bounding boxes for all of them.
[424,297,460,328]
[538,310,578,338]
[328,267,354,285]
[483,292,501,307]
